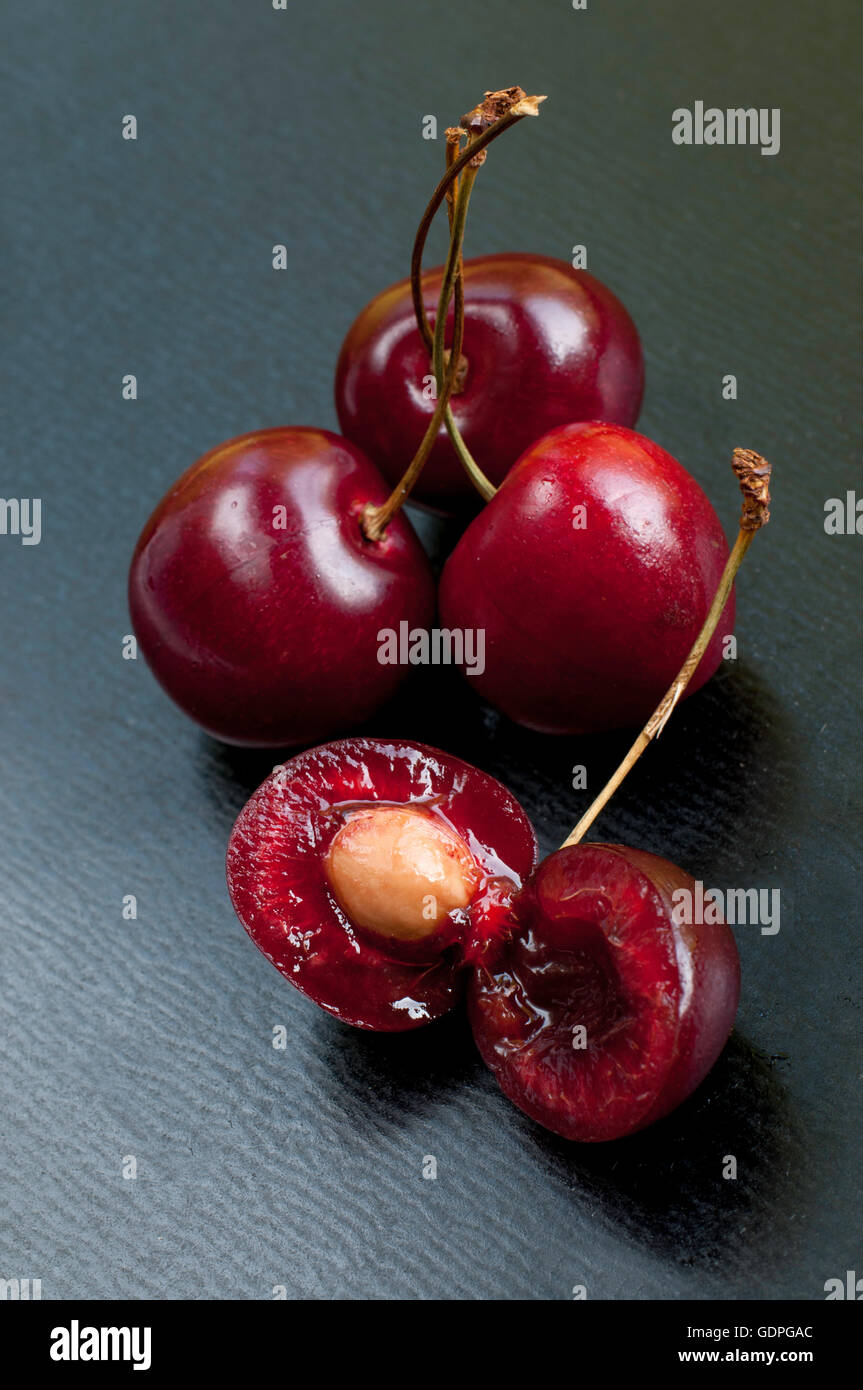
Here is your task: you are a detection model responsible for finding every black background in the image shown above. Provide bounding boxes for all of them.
[2,0,860,1300]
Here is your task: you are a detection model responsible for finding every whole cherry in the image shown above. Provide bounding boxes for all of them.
[335,253,644,512]
[439,421,735,735]
[128,88,500,748]
[336,86,642,513]
[128,427,435,747]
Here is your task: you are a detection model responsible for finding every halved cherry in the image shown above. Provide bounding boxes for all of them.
[468,844,740,1142]
[226,737,538,1031]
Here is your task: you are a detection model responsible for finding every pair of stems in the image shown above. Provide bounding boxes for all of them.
[363,96,537,539]
[430,133,496,502]
[361,164,479,542]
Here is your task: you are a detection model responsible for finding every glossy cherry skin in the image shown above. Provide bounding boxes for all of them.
[469,843,741,1142]
[128,428,435,747]
[438,422,735,734]
[335,253,644,511]
[226,738,538,1030]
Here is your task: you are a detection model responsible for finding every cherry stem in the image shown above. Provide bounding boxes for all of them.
[411,97,542,350]
[428,129,491,502]
[409,90,546,502]
[361,167,477,542]
[444,127,469,399]
[561,448,773,850]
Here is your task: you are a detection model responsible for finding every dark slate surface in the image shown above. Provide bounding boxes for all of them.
[2,0,860,1300]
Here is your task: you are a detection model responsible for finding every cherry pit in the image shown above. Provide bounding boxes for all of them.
[129,85,774,1143]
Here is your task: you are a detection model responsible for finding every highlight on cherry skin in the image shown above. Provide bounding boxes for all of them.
[335,253,644,512]
[127,427,435,747]
[225,738,539,1031]
[439,420,736,734]
[469,843,741,1143]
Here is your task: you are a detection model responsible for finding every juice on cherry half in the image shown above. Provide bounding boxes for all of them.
[469,843,741,1143]
[226,738,538,1030]
[335,253,644,511]
[128,428,435,747]
[439,421,735,734]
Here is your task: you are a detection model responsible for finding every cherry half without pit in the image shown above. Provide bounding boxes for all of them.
[227,450,772,1140]
[469,841,741,1142]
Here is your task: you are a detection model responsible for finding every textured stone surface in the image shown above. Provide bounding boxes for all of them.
[1,0,859,1299]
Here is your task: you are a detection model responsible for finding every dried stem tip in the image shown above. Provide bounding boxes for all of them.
[732,448,772,530]
[460,87,546,137]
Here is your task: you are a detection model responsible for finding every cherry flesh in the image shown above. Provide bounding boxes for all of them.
[468,843,740,1142]
[226,737,538,1030]
[439,421,735,734]
[335,253,644,511]
[128,428,435,747]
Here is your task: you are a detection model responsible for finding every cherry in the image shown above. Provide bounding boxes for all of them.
[128,89,507,748]
[335,253,644,511]
[226,737,538,1030]
[224,446,771,1127]
[466,446,771,1141]
[438,421,735,734]
[128,428,435,747]
[468,843,741,1142]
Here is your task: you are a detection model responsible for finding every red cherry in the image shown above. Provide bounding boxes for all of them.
[226,737,538,1031]
[468,843,741,1142]
[335,254,644,511]
[128,428,435,747]
[438,422,735,734]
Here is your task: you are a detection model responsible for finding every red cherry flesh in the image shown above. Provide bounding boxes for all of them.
[226,737,538,1031]
[468,842,741,1142]
[438,421,735,734]
[335,253,644,511]
[128,428,435,747]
